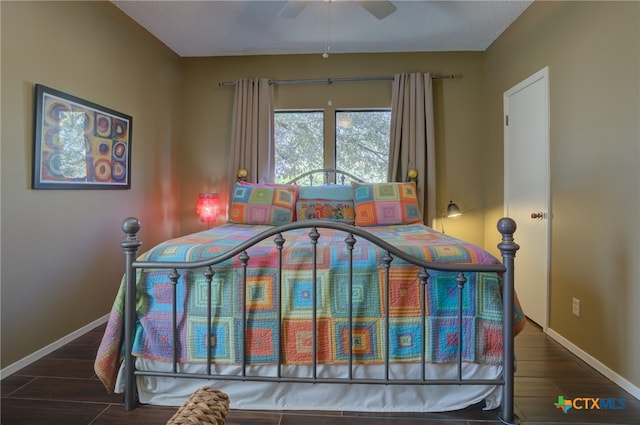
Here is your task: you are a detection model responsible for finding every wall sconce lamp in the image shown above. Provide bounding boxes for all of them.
[441,200,461,233]
[447,200,461,218]
[196,193,220,228]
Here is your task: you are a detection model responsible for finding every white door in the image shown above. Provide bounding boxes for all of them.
[504,67,550,330]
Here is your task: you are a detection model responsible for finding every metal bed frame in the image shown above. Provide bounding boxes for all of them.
[285,168,365,185]
[120,217,519,424]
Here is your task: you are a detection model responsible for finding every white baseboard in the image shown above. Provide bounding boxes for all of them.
[0,314,109,380]
[546,327,640,400]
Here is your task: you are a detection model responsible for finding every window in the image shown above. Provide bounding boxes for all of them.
[274,109,391,183]
[335,110,390,183]
[274,111,324,183]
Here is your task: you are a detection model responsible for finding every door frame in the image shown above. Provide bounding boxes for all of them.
[503,66,551,331]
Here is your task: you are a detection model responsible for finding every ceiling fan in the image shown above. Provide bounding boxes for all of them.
[278,0,397,20]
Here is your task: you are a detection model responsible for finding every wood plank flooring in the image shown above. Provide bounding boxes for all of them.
[1,320,638,424]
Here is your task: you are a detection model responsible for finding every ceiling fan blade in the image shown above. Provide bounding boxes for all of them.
[278,1,309,18]
[356,0,397,20]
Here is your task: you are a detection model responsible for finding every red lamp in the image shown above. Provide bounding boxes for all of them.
[196,193,220,225]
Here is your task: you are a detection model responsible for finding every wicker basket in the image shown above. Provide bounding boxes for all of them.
[166,386,230,425]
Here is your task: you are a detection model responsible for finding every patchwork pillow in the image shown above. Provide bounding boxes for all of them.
[296,199,356,223]
[229,182,297,225]
[352,182,422,226]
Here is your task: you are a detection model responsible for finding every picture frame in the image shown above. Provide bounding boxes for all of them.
[32,84,132,189]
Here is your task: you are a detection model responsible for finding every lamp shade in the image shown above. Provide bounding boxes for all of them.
[446,201,461,218]
[197,193,220,223]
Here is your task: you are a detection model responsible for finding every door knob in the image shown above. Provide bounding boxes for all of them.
[531,211,544,219]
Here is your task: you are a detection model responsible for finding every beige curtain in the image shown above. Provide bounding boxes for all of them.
[228,78,275,185]
[388,72,436,227]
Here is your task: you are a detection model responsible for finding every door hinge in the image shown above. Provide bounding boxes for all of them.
[505,115,509,126]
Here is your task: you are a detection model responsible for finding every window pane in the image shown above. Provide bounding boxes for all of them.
[274,111,324,184]
[336,110,391,183]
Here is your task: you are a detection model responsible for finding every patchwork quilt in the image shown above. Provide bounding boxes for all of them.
[95,223,525,392]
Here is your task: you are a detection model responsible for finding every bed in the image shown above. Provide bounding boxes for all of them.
[94,170,524,424]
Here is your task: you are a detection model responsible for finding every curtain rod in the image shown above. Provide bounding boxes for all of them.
[218,74,454,87]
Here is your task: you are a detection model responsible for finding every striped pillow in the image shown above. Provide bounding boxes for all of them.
[298,185,353,201]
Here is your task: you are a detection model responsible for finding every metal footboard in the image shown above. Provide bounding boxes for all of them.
[121,218,519,424]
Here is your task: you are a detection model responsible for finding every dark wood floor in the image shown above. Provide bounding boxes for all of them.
[1,320,638,424]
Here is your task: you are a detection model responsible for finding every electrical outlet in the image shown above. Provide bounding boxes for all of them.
[572,298,581,317]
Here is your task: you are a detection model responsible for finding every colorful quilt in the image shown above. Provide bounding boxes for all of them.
[95,223,525,392]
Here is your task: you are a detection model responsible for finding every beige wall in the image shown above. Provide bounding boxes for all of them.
[177,52,488,242]
[1,1,181,367]
[484,1,640,388]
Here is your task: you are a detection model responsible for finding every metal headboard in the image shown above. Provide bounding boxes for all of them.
[285,168,365,185]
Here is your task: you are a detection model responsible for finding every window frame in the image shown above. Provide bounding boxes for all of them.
[274,108,391,183]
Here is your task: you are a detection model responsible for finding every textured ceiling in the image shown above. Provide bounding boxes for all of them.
[112,0,533,57]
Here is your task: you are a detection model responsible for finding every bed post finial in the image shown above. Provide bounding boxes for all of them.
[496,217,520,425]
[497,217,516,241]
[122,217,141,239]
[406,168,418,184]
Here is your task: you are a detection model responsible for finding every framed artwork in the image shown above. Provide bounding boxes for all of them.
[32,84,132,189]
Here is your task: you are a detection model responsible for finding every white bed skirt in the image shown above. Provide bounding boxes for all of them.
[115,359,504,412]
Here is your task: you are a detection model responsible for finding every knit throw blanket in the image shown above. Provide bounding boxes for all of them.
[95,223,525,392]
